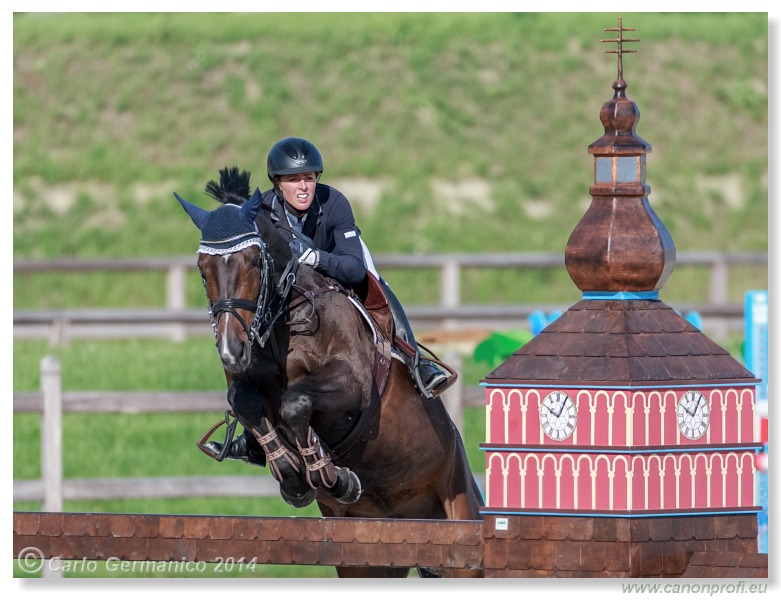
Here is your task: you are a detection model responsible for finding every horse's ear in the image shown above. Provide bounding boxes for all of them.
[241,187,263,222]
[174,192,210,231]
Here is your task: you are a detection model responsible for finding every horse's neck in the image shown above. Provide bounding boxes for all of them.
[257,213,293,263]
[292,263,329,290]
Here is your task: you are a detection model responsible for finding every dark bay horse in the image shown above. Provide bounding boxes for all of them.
[175,169,483,577]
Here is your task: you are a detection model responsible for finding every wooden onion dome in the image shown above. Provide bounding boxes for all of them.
[565,17,675,294]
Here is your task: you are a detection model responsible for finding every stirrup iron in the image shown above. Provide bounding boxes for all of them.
[196,410,239,461]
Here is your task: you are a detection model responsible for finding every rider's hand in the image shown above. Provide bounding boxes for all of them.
[298,248,319,267]
[289,236,315,258]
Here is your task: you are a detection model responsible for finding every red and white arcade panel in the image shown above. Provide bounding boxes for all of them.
[482,385,760,514]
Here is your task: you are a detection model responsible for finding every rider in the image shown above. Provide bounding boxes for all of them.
[213,137,449,465]
[261,136,447,395]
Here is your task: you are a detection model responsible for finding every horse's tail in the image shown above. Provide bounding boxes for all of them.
[204,166,252,206]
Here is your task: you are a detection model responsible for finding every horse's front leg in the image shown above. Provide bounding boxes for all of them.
[226,378,316,508]
[280,362,363,504]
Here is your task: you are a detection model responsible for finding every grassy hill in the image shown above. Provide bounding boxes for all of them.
[13,12,767,307]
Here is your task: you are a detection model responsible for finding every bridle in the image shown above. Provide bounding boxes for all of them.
[201,236,300,349]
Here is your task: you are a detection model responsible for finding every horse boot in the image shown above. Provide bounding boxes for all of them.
[296,427,362,504]
[296,427,338,489]
[380,279,448,399]
[253,417,316,508]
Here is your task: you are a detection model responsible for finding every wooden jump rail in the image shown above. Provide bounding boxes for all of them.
[13,512,485,573]
[13,510,765,577]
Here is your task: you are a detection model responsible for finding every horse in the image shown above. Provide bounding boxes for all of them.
[175,168,484,577]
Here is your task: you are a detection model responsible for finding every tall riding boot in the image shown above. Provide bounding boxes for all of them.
[380,279,448,398]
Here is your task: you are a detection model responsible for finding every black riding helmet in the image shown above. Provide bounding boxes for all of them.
[266,137,324,182]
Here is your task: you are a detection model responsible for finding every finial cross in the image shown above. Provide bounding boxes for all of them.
[600,16,639,81]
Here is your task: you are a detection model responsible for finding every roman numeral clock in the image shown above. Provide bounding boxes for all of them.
[540,391,578,441]
[675,390,711,441]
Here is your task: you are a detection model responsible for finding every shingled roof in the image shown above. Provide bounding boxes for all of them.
[483,299,759,387]
[682,551,769,578]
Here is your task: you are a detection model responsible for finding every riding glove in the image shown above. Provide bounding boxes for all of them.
[298,248,319,267]
[289,235,316,257]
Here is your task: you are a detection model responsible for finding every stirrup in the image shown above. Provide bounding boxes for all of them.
[414,344,458,399]
[422,363,449,393]
[197,410,239,461]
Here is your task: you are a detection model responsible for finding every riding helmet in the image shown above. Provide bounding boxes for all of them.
[266,137,324,181]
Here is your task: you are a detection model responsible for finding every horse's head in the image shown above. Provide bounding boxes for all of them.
[175,177,270,373]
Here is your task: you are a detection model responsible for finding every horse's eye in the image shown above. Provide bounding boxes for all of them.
[251,255,262,268]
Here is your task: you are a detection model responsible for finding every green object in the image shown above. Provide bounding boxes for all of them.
[473,329,534,368]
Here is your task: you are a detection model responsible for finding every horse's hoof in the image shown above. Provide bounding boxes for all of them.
[280,486,317,508]
[334,469,362,504]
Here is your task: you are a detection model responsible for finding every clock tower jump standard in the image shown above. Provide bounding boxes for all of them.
[478,17,764,577]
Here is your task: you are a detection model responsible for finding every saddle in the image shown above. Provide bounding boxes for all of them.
[351,272,457,402]
[260,270,457,411]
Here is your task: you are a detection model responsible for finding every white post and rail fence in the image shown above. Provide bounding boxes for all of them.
[13,251,766,343]
[14,354,476,510]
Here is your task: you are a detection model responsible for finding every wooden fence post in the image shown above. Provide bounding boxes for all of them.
[41,355,63,513]
[166,264,188,342]
[441,259,460,331]
[441,351,464,436]
[40,355,63,578]
[709,254,729,340]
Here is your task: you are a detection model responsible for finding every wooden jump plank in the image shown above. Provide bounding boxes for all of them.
[13,512,485,571]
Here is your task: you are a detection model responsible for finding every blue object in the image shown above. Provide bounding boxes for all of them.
[744,291,768,554]
[528,310,547,336]
[745,291,768,403]
[528,310,563,336]
[684,311,702,330]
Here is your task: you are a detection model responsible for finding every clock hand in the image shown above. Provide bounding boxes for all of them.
[555,398,566,417]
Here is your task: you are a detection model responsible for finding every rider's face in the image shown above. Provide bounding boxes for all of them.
[277,172,318,213]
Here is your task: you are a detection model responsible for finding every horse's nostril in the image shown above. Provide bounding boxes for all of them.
[217,335,251,371]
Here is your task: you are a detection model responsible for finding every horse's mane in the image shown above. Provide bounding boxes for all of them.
[203,166,294,265]
[204,166,251,206]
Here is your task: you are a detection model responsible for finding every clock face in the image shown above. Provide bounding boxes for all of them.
[540,391,577,441]
[676,391,711,440]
